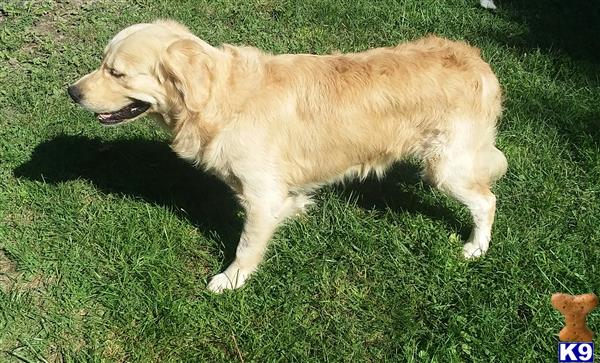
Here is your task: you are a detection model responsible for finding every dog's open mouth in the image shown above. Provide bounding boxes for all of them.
[95,100,151,125]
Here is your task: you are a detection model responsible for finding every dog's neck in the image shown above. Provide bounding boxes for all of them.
[159,43,268,172]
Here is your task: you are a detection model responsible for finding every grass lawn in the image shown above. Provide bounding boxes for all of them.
[1,0,599,361]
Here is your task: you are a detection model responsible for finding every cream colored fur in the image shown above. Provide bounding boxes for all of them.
[70,20,507,292]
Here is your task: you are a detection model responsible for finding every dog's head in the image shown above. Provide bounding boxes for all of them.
[68,20,214,126]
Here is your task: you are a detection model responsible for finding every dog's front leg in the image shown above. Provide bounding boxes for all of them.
[207,190,288,293]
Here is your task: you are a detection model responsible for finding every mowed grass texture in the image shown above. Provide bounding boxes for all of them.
[1,0,599,361]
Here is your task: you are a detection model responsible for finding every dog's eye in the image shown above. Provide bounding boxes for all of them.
[109,68,125,78]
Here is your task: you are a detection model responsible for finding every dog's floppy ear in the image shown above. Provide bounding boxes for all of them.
[161,39,213,112]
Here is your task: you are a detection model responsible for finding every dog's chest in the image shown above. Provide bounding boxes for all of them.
[195,133,245,189]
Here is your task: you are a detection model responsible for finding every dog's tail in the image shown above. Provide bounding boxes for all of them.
[477,72,507,183]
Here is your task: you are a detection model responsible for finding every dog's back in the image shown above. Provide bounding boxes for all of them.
[224,36,504,188]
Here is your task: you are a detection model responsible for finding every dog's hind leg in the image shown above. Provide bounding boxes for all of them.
[207,186,309,293]
[439,179,497,258]
[424,135,506,258]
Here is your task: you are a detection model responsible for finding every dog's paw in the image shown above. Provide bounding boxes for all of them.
[207,270,249,293]
[462,242,485,259]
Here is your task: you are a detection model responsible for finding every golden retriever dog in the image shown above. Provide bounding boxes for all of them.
[68,20,507,293]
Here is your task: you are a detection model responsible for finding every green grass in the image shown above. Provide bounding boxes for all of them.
[1,0,599,361]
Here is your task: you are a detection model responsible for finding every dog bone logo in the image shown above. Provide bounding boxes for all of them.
[551,293,598,342]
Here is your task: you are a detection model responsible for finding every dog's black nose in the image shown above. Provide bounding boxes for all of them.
[67,85,82,103]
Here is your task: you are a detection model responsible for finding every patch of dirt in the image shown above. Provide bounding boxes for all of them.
[33,16,66,43]
[14,0,126,59]
[25,0,112,52]
[53,0,104,11]
[0,249,19,292]
[70,0,102,6]
[102,332,127,363]
[0,249,54,294]
[4,207,35,227]
[58,332,86,355]
[46,347,64,363]
[6,57,20,69]
[21,274,52,290]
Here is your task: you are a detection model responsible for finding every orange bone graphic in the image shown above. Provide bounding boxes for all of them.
[551,293,598,342]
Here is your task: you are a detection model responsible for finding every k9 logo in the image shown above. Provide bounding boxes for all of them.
[558,342,594,362]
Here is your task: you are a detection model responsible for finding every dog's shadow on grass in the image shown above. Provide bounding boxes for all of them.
[13,135,469,262]
[333,167,469,239]
[13,135,243,262]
